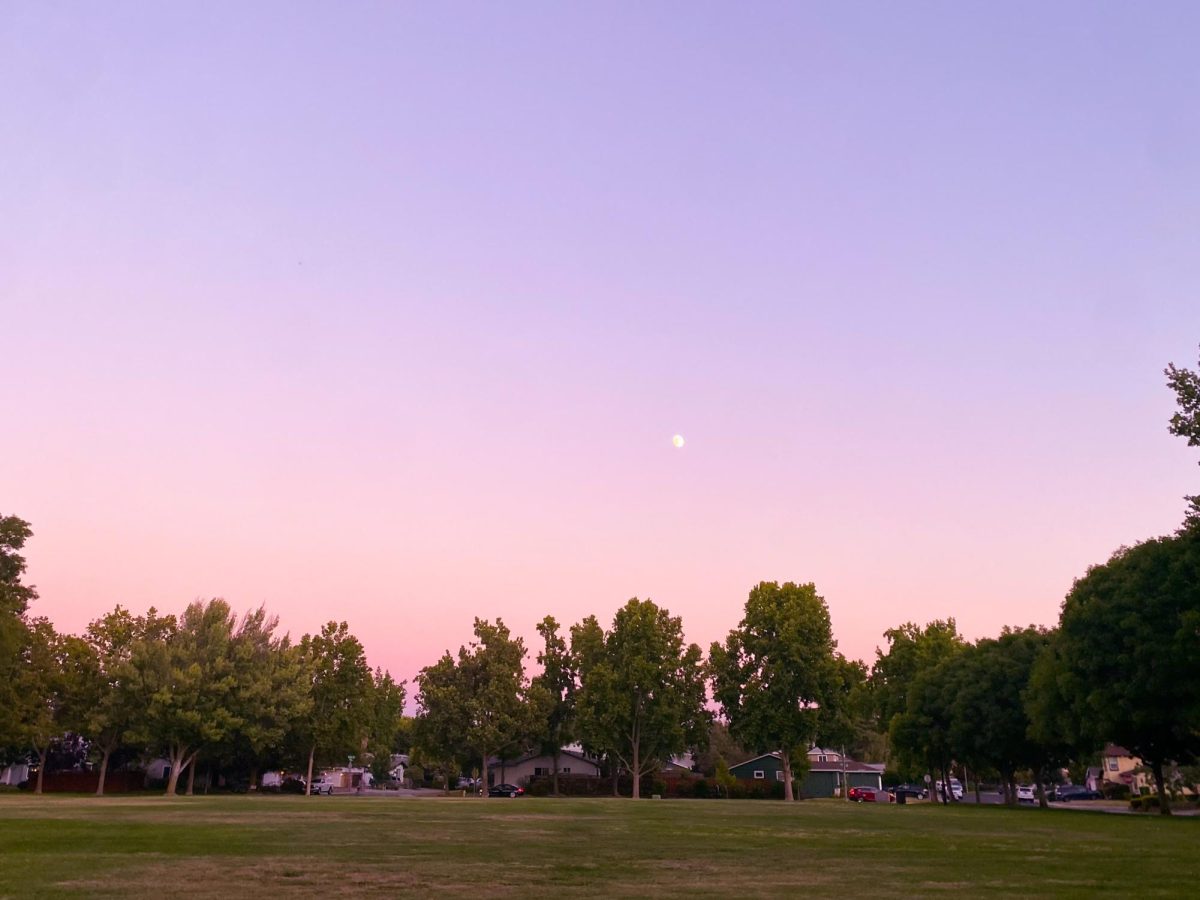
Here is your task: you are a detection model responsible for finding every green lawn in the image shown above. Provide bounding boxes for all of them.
[0,794,1197,897]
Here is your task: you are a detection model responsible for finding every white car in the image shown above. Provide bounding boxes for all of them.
[309,777,336,795]
[1017,784,1036,804]
[935,779,964,801]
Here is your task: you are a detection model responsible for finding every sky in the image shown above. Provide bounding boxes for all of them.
[3,1,1199,687]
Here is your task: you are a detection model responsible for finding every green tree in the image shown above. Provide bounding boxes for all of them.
[80,606,174,795]
[296,621,373,795]
[1052,530,1200,814]
[415,618,532,797]
[127,600,241,796]
[709,582,840,801]
[0,514,37,754]
[890,657,960,802]
[531,615,576,795]
[1166,345,1200,522]
[365,668,407,783]
[576,599,709,799]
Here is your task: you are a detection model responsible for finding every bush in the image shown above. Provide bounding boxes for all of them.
[692,779,712,799]
[1130,795,1161,812]
[524,779,551,797]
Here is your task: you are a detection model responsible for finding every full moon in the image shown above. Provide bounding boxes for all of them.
[672,434,685,448]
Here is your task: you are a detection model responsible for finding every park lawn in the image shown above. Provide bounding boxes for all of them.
[0,795,1197,898]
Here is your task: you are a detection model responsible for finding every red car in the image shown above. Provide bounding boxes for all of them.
[849,786,893,803]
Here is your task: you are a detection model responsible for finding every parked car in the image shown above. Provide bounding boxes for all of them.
[934,779,964,801]
[891,783,927,800]
[849,786,892,803]
[280,777,307,794]
[1054,784,1102,802]
[1017,784,1036,804]
[455,777,481,791]
[488,783,525,798]
[309,777,336,795]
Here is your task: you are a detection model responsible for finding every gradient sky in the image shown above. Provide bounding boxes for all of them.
[4,2,1199,687]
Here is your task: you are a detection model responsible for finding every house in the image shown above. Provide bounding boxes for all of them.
[490,749,602,787]
[729,749,884,797]
[1101,744,1150,793]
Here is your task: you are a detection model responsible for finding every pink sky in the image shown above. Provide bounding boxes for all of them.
[4,2,1199,685]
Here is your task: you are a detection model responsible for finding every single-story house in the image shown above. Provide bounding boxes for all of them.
[729,750,884,797]
[0,763,30,786]
[490,749,602,786]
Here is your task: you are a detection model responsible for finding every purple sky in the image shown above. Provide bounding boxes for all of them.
[4,2,1199,685]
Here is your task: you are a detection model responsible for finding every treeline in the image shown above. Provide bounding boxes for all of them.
[0,525,405,796]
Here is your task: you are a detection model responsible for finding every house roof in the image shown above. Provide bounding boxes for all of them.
[1103,744,1133,758]
[493,748,601,768]
[729,752,782,769]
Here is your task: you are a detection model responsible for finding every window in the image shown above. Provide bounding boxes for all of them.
[1107,758,1118,771]
[562,768,570,774]
[534,767,548,776]
[775,771,783,782]
[818,755,827,763]
[753,770,765,780]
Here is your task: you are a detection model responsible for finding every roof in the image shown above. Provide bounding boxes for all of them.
[1103,744,1133,758]
[729,752,782,769]
[730,751,882,775]
[493,748,601,768]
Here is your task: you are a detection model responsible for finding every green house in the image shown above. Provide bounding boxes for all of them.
[729,751,884,798]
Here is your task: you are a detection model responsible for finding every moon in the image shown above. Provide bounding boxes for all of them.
[672,434,685,449]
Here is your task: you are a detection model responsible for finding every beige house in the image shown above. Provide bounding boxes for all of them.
[492,749,602,786]
[1101,744,1151,793]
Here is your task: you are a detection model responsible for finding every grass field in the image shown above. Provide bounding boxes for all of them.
[1,794,1198,898]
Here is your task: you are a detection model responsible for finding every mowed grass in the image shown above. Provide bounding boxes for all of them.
[1,794,1197,898]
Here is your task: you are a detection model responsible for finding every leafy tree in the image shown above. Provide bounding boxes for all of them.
[415,618,531,797]
[693,722,749,778]
[890,657,960,803]
[127,600,240,796]
[296,621,373,794]
[714,756,736,798]
[710,582,841,801]
[576,599,709,799]
[1052,530,1200,814]
[225,607,312,789]
[1166,345,1200,522]
[0,514,37,754]
[531,615,576,795]
[365,668,407,783]
[81,606,158,795]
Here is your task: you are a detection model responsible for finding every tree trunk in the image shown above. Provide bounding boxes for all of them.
[631,743,641,800]
[305,745,315,796]
[1151,759,1172,816]
[164,745,188,796]
[34,746,48,795]
[940,764,950,805]
[1008,776,1018,808]
[185,759,196,796]
[611,761,619,797]
[551,748,560,796]
[249,766,259,792]
[482,753,490,799]
[1036,781,1048,809]
[781,747,794,802]
[96,745,112,796]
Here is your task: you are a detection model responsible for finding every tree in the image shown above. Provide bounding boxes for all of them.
[1051,530,1200,814]
[82,606,172,795]
[127,600,241,796]
[890,657,959,803]
[531,616,576,795]
[709,582,840,801]
[0,514,37,754]
[414,618,532,798]
[1166,345,1200,523]
[365,668,407,783]
[576,599,709,799]
[225,607,312,790]
[14,618,71,794]
[693,722,749,778]
[296,622,373,795]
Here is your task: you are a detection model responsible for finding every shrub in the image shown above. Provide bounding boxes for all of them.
[692,779,712,799]
[524,779,551,797]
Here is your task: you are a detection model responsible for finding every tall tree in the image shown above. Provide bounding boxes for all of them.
[415,619,531,798]
[871,619,965,767]
[709,582,840,801]
[82,606,173,795]
[1052,530,1200,814]
[1166,345,1200,523]
[365,667,407,783]
[296,621,373,795]
[531,615,576,795]
[226,607,312,790]
[127,600,241,796]
[576,599,709,799]
[0,514,37,753]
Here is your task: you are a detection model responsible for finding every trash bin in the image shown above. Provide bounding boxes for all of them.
[896,791,907,805]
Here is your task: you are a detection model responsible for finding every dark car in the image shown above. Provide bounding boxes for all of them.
[488,783,525,798]
[891,783,927,800]
[1054,784,1102,801]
